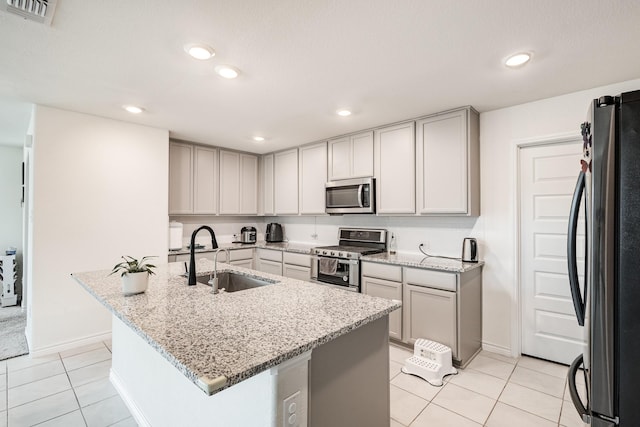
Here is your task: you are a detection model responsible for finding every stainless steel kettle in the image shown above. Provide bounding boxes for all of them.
[265,223,283,243]
[461,238,478,263]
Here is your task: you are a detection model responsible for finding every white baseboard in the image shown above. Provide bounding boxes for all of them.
[29,331,112,358]
[110,368,151,427]
[24,325,32,353]
[482,341,515,358]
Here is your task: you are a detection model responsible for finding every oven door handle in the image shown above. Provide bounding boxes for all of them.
[310,255,359,265]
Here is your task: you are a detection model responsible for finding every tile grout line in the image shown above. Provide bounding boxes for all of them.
[3,343,117,427]
[61,350,89,427]
[395,350,569,426]
[486,357,566,426]
[514,356,566,425]
[481,358,517,426]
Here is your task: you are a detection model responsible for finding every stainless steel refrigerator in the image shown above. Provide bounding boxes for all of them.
[567,89,640,427]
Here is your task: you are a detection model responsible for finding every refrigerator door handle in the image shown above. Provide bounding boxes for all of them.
[568,170,586,326]
[568,354,591,423]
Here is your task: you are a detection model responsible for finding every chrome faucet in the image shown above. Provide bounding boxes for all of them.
[210,248,230,294]
[188,226,218,286]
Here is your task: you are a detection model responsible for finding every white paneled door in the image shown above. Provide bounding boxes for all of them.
[520,141,585,365]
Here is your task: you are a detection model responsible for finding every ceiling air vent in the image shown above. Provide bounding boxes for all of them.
[2,0,57,25]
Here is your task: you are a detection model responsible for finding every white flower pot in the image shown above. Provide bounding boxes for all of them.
[121,271,149,296]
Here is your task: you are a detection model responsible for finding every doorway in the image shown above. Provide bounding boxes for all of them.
[519,140,585,364]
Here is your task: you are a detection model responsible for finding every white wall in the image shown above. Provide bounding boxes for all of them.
[0,145,23,299]
[267,215,478,257]
[170,216,263,246]
[479,78,640,356]
[28,106,169,355]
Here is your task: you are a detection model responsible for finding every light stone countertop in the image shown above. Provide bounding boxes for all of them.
[169,242,485,273]
[168,241,316,256]
[361,252,484,273]
[72,260,400,396]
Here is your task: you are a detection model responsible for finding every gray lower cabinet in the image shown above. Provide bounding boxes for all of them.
[403,266,482,368]
[362,276,402,340]
[361,262,403,341]
[230,259,253,269]
[283,252,311,281]
[256,248,283,276]
[403,284,457,353]
[172,248,254,269]
[283,264,310,281]
[257,258,282,276]
[362,261,482,368]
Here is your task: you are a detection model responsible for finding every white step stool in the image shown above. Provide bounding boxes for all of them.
[401,339,457,386]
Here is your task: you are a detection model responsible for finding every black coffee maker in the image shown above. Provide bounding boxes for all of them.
[265,223,283,243]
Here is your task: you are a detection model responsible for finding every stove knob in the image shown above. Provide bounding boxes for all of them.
[338,252,344,257]
[346,253,351,258]
[330,251,335,256]
[322,250,327,255]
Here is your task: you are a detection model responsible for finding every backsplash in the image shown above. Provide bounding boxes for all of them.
[171,215,481,258]
[170,216,263,246]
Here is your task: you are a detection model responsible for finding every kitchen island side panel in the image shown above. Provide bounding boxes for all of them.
[110,316,275,427]
[309,316,390,427]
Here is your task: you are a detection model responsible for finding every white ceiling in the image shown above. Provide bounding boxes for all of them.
[1,1,639,152]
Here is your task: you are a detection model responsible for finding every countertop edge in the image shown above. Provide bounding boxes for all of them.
[360,255,485,273]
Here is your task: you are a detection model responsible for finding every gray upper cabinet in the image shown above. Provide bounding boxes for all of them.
[193,146,218,214]
[274,148,299,215]
[261,154,275,215]
[374,122,416,215]
[219,150,258,215]
[169,141,194,214]
[170,106,479,218]
[327,131,374,181]
[299,141,327,215]
[416,107,480,216]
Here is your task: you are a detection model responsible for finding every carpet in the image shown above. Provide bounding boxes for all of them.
[0,306,29,360]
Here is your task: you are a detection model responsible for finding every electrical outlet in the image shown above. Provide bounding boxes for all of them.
[311,233,318,240]
[283,391,301,427]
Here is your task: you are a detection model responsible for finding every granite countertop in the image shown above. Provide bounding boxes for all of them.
[168,241,315,256]
[169,242,485,273]
[72,261,400,396]
[361,252,484,273]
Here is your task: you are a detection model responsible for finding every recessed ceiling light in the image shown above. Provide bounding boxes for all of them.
[336,109,352,117]
[215,65,240,79]
[123,105,144,114]
[253,136,265,142]
[505,52,532,68]
[184,44,215,60]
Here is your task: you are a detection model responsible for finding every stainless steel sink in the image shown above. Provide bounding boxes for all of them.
[195,271,277,292]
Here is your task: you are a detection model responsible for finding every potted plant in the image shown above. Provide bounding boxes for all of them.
[110,255,157,296]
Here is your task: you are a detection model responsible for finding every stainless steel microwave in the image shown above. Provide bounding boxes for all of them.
[325,177,375,214]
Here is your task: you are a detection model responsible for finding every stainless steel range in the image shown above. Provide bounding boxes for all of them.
[311,228,387,292]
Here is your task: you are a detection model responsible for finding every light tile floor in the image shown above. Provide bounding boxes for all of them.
[389,343,589,427]
[1,340,589,427]
[0,340,137,427]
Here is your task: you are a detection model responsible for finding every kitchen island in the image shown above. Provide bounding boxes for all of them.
[72,260,400,427]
